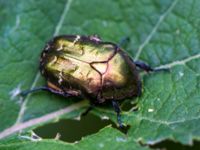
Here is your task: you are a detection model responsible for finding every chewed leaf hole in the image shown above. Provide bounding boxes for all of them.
[34,113,128,143]
[150,140,200,150]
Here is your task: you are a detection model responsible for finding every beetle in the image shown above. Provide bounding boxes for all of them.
[21,35,167,127]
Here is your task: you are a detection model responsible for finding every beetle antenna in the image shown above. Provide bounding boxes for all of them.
[134,61,170,72]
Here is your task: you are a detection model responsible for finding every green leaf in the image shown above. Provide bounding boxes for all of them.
[0,127,150,150]
[0,0,200,149]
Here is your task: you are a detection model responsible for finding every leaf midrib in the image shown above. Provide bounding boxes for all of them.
[15,0,73,125]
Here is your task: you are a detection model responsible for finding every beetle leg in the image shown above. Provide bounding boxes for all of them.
[134,61,170,72]
[112,100,123,128]
[81,103,95,116]
[20,86,71,97]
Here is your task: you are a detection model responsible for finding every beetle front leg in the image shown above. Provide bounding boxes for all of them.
[20,86,71,97]
[134,61,169,72]
[112,100,123,128]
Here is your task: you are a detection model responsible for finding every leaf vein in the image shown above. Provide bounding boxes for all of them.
[14,0,73,125]
[156,53,200,69]
[0,101,88,139]
[134,0,178,60]
[139,115,200,126]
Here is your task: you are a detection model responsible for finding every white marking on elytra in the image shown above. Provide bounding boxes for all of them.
[58,78,63,84]
[58,72,63,85]
[49,56,57,66]
[57,45,63,51]
[9,84,22,100]
[42,52,46,57]
[73,35,81,45]
[45,44,50,51]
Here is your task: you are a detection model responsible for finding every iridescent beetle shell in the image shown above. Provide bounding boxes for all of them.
[40,35,141,103]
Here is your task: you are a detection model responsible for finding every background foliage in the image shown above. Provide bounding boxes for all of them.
[0,0,200,149]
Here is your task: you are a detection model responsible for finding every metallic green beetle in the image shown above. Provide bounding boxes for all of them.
[22,35,166,127]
